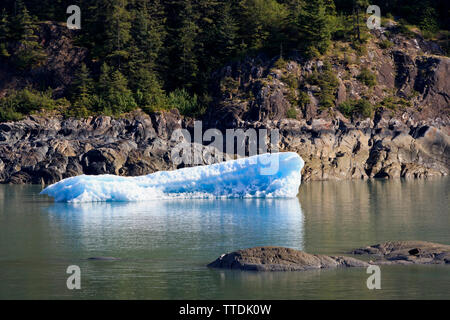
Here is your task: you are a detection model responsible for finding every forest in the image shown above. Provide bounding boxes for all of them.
[0,0,449,120]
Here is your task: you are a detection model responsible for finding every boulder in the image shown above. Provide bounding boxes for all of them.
[351,241,450,265]
[208,246,369,271]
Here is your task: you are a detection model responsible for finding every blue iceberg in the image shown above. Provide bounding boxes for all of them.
[40,152,304,202]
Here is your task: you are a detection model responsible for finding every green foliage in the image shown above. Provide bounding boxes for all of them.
[95,63,137,114]
[0,88,63,121]
[307,61,339,109]
[338,98,374,118]
[379,39,394,49]
[357,68,377,87]
[133,69,168,111]
[281,73,299,90]
[0,9,10,58]
[239,0,289,52]
[300,0,335,57]
[274,57,287,70]
[168,88,205,117]
[376,96,412,110]
[220,77,240,95]
[286,107,297,119]
[0,0,448,121]
[297,91,310,109]
[10,4,47,70]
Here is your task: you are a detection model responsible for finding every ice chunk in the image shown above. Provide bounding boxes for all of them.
[40,152,304,202]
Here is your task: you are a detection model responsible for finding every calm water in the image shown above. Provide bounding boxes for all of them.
[0,178,449,299]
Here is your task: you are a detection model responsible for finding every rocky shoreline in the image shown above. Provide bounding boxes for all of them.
[207,241,450,271]
[0,109,448,184]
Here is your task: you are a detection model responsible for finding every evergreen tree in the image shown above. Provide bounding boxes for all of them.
[214,2,239,62]
[12,3,47,70]
[101,0,132,69]
[166,0,200,90]
[283,0,306,49]
[300,0,334,57]
[238,0,288,52]
[352,0,369,42]
[0,9,10,58]
[71,63,94,116]
[96,63,136,114]
[107,69,137,114]
[72,63,93,100]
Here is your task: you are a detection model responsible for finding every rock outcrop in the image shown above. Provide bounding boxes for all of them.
[207,247,369,271]
[0,110,220,184]
[202,24,450,181]
[351,241,450,265]
[208,241,450,271]
[0,108,448,183]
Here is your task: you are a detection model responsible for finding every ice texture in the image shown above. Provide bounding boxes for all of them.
[40,152,304,202]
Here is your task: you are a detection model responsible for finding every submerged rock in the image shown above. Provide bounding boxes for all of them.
[87,257,121,261]
[351,241,450,265]
[207,246,369,271]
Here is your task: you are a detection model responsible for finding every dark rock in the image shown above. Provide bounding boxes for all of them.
[88,257,121,261]
[351,241,450,265]
[207,247,369,271]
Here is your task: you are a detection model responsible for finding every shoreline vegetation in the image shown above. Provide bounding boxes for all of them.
[0,0,449,121]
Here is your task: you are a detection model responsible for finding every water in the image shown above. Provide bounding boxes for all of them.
[0,178,449,299]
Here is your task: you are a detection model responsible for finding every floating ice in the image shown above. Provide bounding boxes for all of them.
[40,152,304,202]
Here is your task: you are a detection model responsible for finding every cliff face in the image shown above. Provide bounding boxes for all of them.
[0,110,182,184]
[0,24,449,184]
[0,108,448,184]
[202,23,450,181]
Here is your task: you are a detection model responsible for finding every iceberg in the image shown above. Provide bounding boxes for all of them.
[40,152,304,202]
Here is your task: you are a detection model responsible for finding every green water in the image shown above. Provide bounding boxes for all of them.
[0,178,449,299]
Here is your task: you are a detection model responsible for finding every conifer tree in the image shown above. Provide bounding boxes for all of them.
[0,9,10,58]
[300,0,334,57]
[12,3,47,69]
[72,63,93,102]
[168,0,200,90]
[214,2,239,63]
[101,0,132,69]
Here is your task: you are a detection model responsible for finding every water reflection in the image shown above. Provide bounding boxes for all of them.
[42,199,305,263]
[299,178,450,255]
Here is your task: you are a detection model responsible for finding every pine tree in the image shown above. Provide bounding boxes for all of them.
[300,0,334,57]
[12,3,47,70]
[352,0,370,42]
[167,0,200,90]
[107,69,137,114]
[70,63,94,117]
[97,63,136,114]
[101,0,132,69]
[0,9,10,58]
[72,63,93,101]
[214,2,239,63]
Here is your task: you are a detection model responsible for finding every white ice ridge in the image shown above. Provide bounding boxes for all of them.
[40,152,304,202]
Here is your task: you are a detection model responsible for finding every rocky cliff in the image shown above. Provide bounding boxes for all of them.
[0,23,449,184]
